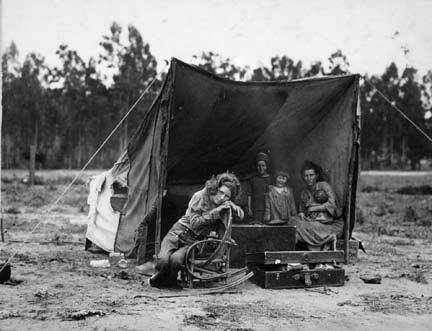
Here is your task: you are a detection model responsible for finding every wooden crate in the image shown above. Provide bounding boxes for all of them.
[229,225,296,268]
[336,240,359,263]
[253,266,345,289]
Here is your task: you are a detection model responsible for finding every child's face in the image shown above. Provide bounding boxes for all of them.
[257,161,267,175]
[211,185,231,205]
[276,175,288,187]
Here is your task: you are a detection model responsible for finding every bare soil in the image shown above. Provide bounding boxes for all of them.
[1,170,431,330]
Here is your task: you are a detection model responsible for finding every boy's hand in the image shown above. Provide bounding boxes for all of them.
[225,201,243,215]
[217,201,232,211]
[217,201,244,219]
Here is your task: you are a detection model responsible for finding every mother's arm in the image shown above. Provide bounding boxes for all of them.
[288,188,298,216]
[307,182,338,216]
[187,192,225,232]
[298,190,308,220]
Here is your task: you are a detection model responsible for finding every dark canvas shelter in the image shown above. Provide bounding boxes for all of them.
[110,58,361,258]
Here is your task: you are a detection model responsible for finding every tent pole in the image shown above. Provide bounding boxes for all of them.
[0,1,3,243]
[344,201,350,263]
[345,76,361,264]
[155,202,162,255]
[154,61,174,256]
[1,216,4,242]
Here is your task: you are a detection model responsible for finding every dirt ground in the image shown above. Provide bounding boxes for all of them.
[1,170,431,330]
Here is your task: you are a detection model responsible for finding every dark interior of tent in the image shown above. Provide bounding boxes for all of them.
[115,59,360,258]
[138,60,360,258]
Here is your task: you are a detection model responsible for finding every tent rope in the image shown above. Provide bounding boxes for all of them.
[306,24,432,144]
[363,78,432,144]
[0,68,166,274]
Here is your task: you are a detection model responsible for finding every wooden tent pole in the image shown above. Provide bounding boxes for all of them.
[0,0,3,243]
[344,200,350,263]
[154,101,171,256]
[154,61,174,256]
[155,207,161,255]
[345,77,361,263]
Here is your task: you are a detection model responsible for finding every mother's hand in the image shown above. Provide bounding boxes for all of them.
[307,203,325,213]
[298,212,307,221]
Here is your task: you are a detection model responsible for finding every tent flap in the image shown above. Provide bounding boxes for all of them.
[114,70,173,253]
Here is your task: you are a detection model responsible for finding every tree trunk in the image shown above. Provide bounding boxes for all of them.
[390,136,396,169]
[29,145,36,185]
[68,130,72,170]
[123,120,128,151]
[381,138,387,169]
[122,96,130,153]
[401,136,408,169]
[77,128,82,168]
[29,122,38,185]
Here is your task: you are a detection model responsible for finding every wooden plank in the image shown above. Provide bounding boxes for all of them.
[246,250,345,265]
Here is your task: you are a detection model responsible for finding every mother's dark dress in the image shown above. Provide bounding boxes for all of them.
[294,181,343,247]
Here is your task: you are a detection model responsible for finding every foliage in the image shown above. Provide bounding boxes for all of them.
[192,51,247,80]
[2,23,161,169]
[2,25,432,170]
[360,64,431,169]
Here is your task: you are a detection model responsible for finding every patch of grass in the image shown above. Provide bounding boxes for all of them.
[4,206,21,214]
[384,238,416,246]
[361,185,381,193]
[396,185,432,195]
[359,171,432,192]
[360,294,432,314]
[401,271,429,284]
[1,169,103,185]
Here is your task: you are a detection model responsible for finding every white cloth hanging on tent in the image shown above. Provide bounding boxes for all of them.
[86,170,120,252]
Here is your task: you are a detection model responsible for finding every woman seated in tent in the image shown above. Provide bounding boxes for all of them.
[294,161,343,252]
[149,172,244,289]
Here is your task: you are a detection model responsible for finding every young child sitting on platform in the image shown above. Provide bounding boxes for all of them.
[263,170,297,224]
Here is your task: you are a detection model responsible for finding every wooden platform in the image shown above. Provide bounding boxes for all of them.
[229,224,296,268]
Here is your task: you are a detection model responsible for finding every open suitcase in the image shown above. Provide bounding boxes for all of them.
[247,250,345,289]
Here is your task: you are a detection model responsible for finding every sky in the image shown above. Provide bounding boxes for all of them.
[2,0,432,76]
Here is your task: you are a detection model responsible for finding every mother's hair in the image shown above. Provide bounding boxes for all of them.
[205,172,241,200]
[300,160,327,182]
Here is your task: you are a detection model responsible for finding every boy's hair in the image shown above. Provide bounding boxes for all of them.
[205,172,241,200]
[256,152,270,166]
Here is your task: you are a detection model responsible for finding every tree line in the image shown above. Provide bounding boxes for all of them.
[2,22,432,170]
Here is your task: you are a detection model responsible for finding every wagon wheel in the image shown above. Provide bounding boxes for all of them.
[185,239,234,282]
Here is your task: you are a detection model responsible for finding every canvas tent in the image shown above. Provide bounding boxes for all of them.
[86,58,360,261]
